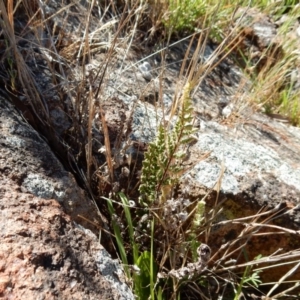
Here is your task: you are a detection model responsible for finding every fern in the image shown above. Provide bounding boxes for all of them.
[139,82,197,205]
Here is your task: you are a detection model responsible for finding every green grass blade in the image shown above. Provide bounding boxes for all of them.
[106,197,129,277]
[118,192,139,262]
[150,218,155,300]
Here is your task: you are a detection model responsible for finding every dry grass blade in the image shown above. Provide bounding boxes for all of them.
[77,0,95,63]
[100,107,114,183]
[0,0,49,125]
[267,260,300,297]
[204,160,225,244]
[86,84,94,183]
[270,281,300,299]
[7,0,13,28]
[214,249,300,273]
[214,202,287,225]
[84,2,135,190]
[210,203,289,263]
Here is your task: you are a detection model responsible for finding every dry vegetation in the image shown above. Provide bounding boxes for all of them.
[0,0,300,299]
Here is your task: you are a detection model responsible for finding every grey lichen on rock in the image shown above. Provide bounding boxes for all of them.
[187,120,300,195]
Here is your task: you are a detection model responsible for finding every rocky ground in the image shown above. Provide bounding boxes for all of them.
[0,97,134,299]
[0,0,300,298]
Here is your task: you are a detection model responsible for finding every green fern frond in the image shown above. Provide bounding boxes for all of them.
[139,82,197,206]
[192,198,206,229]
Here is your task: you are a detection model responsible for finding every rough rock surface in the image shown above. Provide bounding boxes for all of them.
[0,98,134,299]
[0,98,101,234]
[189,116,300,196]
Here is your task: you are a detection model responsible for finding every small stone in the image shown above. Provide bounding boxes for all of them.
[138,61,151,73]
[138,62,152,81]
[222,104,234,118]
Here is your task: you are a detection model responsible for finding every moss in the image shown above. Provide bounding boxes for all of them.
[222,198,241,220]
